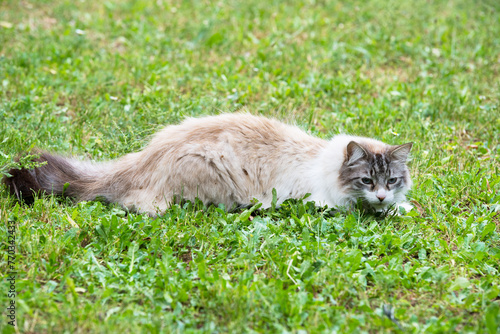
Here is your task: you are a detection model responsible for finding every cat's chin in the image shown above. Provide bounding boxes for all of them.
[366,202,413,216]
[366,202,395,212]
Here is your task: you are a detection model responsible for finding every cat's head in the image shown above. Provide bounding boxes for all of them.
[339,141,413,211]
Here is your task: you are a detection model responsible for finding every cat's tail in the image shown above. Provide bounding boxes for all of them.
[3,151,113,204]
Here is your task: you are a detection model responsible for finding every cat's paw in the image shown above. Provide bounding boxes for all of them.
[396,202,413,215]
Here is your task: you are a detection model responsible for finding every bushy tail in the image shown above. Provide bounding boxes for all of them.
[3,151,110,204]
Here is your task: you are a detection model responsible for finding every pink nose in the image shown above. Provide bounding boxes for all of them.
[376,194,386,202]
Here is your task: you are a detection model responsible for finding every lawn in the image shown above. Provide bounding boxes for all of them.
[0,0,499,332]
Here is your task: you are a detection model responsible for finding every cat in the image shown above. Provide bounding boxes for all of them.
[3,113,413,216]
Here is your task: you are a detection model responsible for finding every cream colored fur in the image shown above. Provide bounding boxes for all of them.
[92,113,409,215]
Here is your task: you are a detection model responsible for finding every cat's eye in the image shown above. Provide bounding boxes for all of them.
[361,178,373,185]
[388,178,397,184]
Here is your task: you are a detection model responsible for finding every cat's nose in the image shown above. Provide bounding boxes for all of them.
[376,189,386,202]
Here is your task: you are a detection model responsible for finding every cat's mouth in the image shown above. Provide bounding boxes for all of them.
[353,197,394,212]
[367,201,395,212]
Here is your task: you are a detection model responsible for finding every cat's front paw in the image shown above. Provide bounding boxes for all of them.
[396,202,413,214]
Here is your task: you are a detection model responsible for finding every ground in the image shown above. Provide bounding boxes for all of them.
[0,0,499,333]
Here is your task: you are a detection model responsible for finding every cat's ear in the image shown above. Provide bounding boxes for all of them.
[346,141,368,164]
[389,142,413,162]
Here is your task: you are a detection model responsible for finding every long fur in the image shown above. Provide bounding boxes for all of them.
[3,114,413,215]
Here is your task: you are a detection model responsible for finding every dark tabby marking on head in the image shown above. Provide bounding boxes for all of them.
[339,141,412,210]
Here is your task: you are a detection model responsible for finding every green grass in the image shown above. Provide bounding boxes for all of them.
[1,0,500,332]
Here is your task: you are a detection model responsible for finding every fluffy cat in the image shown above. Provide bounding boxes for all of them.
[3,113,413,215]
